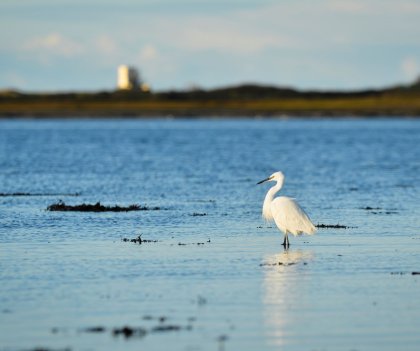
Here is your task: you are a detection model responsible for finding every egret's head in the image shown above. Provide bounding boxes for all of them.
[257,171,284,185]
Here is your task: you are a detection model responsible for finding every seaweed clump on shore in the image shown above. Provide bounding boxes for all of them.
[121,235,160,244]
[362,206,398,214]
[0,192,80,197]
[315,223,354,229]
[113,326,147,338]
[46,201,162,212]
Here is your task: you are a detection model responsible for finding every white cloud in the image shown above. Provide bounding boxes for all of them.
[20,33,83,56]
[18,33,83,64]
[236,1,420,48]
[397,1,420,12]
[324,0,420,14]
[3,0,420,90]
[401,56,420,80]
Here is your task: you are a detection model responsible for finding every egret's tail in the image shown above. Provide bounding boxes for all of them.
[289,221,317,236]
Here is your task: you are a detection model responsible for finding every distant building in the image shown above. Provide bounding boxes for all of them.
[117,65,140,90]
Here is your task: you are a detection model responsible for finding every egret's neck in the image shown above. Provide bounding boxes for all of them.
[264,180,283,205]
[262,180,284,220]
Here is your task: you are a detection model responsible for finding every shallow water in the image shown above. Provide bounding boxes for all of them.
[0,118,419,351]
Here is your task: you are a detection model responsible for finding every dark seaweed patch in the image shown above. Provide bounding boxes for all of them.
[121,235,160,244]
[0,192,80,196]
[152,325,182,332]
[54,321,193,342]
[175,242,205,246]
[47,201,164,212]
[316,223,355,229]
[83,326,106,333]
[362,206,398,214]
[259,262,296,266]
[197,295,207,306]
[389,272,420,275]
[218,334,229,341]
[112,324,192,337]
[113,326,147,338]
[189,213,206,216]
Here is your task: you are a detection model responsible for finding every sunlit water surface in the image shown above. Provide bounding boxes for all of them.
[0,118,419,351]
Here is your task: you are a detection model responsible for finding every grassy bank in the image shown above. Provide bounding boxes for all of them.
[1,95,420,117]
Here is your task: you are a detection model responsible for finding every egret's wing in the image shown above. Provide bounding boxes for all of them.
[271,197,317,236]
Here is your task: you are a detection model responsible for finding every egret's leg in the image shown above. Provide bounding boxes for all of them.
[286,233,290,246]
[282,233,287,246]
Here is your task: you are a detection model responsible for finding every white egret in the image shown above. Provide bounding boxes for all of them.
[257,171,316,246]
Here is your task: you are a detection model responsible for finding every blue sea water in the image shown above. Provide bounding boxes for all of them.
[0,118,419,351]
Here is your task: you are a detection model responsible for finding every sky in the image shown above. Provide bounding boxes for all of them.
[1,0,420,92]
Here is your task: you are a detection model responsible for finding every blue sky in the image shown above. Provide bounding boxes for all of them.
[1,0,420,92]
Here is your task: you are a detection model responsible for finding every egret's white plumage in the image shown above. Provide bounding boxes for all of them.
[257,171,316,246]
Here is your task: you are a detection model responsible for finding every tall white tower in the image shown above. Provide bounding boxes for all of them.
[117,65,140,90]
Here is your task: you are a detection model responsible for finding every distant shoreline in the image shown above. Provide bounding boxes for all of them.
[1,113,420,118]
[2,82,420,118]
[1,99,420,118]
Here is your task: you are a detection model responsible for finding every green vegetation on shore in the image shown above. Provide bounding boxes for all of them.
[1,80,420,117]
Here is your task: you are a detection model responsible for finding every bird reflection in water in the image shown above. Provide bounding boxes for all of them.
[261,248,314,347]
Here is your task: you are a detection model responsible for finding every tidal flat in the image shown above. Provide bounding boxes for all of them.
[0,118,419,351]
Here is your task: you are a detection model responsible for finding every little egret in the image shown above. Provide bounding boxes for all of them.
[257,171,316,246]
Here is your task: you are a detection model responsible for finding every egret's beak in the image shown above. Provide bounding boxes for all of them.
[257,177,271,185]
